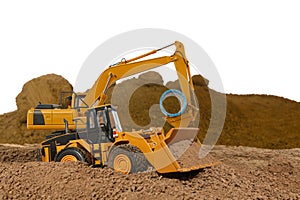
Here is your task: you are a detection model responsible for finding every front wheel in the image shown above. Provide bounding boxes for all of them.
[107,144,152,174]
[55,147,91,164]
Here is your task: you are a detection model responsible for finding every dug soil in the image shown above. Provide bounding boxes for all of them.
[0,144,299,199]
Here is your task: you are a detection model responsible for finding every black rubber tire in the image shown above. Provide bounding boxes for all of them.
[55,147,91,165]
[107,144,152,173]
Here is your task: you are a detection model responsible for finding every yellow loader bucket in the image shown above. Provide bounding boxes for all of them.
[151,128,218,173]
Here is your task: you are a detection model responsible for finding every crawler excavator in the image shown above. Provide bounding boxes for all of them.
[27,41,216,173]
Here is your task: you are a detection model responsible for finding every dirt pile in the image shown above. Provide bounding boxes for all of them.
[0,144,37,162]
[220,94,300,148]
[109,72,300,149]
[0,144,299,199]
[0,74,72,144]
[0,72,299,149]
[16,74,72,122]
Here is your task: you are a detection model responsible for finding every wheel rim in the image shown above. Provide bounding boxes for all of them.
[60,155,78,162]
[114,154,131,174]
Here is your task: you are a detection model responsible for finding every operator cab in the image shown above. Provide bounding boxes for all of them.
[78,105,122,144]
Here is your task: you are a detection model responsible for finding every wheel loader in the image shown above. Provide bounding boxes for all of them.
[28,41,217,173]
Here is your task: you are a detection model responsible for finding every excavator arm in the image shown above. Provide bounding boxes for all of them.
[27,41,198,131]
[82,41,197,127]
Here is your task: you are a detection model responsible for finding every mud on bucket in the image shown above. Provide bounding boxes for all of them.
[159,89,187,117]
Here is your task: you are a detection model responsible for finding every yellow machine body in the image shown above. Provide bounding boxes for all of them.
[31,41,218,174]
[27,92,86,131]
[40,123,214,174]
[27,108,75,130]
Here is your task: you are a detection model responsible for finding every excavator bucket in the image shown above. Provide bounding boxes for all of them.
[147,128,219,173]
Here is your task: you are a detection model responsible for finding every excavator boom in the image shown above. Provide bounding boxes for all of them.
[84,41,194,111]
[28,41,197,130]
[80,41,198,127]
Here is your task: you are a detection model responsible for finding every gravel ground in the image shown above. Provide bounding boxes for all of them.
[0,144,299,199]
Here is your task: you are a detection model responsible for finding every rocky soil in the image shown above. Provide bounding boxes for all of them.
[0,144,299,199]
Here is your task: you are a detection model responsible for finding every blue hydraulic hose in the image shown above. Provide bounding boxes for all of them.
[159,89,187,117]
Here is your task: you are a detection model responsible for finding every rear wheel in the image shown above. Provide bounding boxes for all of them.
[55,147,91,164]
[107,144,152,174]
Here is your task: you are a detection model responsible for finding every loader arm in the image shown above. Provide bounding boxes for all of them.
[82,41,197,127]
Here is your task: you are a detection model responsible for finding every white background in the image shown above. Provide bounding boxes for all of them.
[0,0,299,114]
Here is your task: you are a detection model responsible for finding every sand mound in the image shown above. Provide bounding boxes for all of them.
[192,75,209,86]
[220,94,300,148]
[138,71,164,85]
[16,74,72,122]
[108,72,300,149]
[0,72,299,149]
[0,74,72,144]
